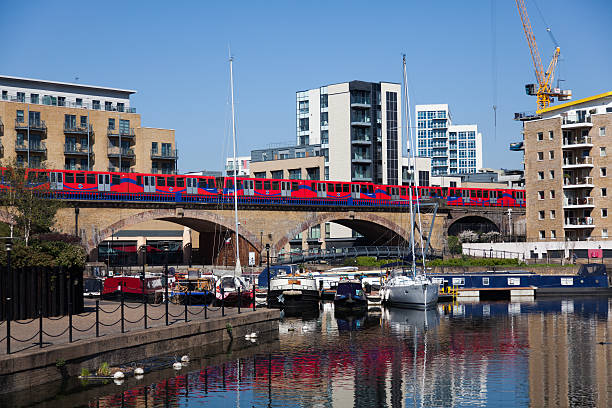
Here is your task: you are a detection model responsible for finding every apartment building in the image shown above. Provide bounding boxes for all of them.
[415,104,483,176]
[249,144,324,180]
[296,80,402,185]
[523,91,612,242]
[225,156,250,177]
[0,75,178,173]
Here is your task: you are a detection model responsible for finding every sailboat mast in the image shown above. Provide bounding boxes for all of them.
[402,54,417,277]
[229,55,241,275]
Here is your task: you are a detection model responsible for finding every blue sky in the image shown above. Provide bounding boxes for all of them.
[1,0,610,173]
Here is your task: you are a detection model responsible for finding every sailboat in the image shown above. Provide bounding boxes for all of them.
[217,53,252,305]
[381,55,439,310]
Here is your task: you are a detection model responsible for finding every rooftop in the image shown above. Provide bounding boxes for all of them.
[537,90,612,114]
[0,75,136,95]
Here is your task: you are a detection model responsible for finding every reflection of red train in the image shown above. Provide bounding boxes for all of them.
[6,168,525,207]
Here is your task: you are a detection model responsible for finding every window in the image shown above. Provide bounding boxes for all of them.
[550,210,556,219]
[119,119,130,134]
[550,190,555,199]
[151,142,158,154]
[320,94,328,109]
[551,230,557,239]
[254,172,265,179]
[549,151,554,160]
[105,101,112,111]
[289,169,301,180]
[30,94,39,104]
[80,116,88,126]
[321,130,329,144]
[549,170,555,179]
[601,167,607,177]
[75,173,85,184]
[602,188,608,197]
[16,110,24,123]
[271,170,283,179]
[16,92,25,102]
[537,132,543,141]
[167,177,175,187]
[601,147,607,157]
[538,210,545,220]
[255,180,263,189]
[156,176,165,186]
[299,118,309,132]
[87,174,95,184]
[537,152,543,160]
[537,171,544,180]
[601,208,608,218]
[76,98,82,107]
[58,96,65,106]
[320,112,328,126]
[539,230,545,239]
[538,191,544,200]
[603,229,609,239]
[111,175,120,185]
[1,90,6,100]
[600,127,606,137]
[117,103,125,112]
[549,130,554,140]
[108,118,115,130]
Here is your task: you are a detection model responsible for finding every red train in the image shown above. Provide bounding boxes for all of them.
[1,168,526,207]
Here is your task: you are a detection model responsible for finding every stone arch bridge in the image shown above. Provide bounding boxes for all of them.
[51,201,524,264]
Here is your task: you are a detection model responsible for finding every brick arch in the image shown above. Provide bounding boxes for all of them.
[447,214,501,236]
[274,212,415,253]
[85,208,261,254]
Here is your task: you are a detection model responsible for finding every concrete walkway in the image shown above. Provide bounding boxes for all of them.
[0,298,261,355]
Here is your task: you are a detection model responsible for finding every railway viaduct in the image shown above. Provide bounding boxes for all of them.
[50,200,525,265]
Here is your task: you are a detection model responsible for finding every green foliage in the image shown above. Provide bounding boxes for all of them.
[447,236,462,255]
[97,362,111,377]
[55,359,66,368]
[80,368,90,377]
[343,256,402,268]
[0,236,86,268]
[429,257,523,267]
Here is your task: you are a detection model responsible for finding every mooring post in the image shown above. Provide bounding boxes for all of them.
[95,300,99,337]
[120,285,125,333]
[39,308,43,348]
[184,289,188,323]
[238,287,241,314]
[68,275,73,343]
[221,287,225,317]
[253,282,256,311]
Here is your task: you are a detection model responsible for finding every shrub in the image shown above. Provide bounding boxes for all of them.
[447,236,462,254]
[458,230,479,243]
[480,231,502,243]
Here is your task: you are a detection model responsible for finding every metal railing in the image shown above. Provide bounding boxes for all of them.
[275,246,443,265]
[15,141,47,153]
[64,124,93,134]
[1,92,136,112]
[563,157,593,166]
[107,145,135,157]
[564,197,594,206]
[563,115,592,125]
[64,164,92,171]
[565,217,594,226]
[564,176,593,186]
[151,149,178,159]
[107,127,135,137]
[14,119,47,131]
[64,144,92,155]
[563,136,592,146]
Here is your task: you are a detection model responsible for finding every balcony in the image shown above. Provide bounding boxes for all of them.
[563,157,593,168]
[562,136,592,148]
[0,117,3,135]
[150,168,177,175]
[562,115,593,129]
[64,124,93,134]
[563,197,595,209]
[350,115,371,126]
[15,141,46,153]
[107,146,135,158]
[564,217,595,228]
[107,127,135,139]
[151,149,178,160]
[351,136,371,145]
[64,164,91,171]
[64,144,93,156]
[563,176,593,188]
[351,154,372,163]
[108,167,135,173]
[15,119,47,132]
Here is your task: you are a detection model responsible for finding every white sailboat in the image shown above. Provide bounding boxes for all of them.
[381,55,439,310]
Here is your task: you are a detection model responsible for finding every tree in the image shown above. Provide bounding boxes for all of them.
[0,162,61,246]
[447,236,462,255]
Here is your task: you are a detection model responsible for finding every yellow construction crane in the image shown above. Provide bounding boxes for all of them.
[515,0,571,110]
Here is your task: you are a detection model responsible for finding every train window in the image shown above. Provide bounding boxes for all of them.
[431,189,437,197]
[292,182,299,191]
[76,173,85,184]
[328,184,334,192]
[271,181,278,190]
[401,188,407,196]
[65,173,75,183]
[477,190,482,198]
[470,190,477,198]
[177,178,184,188]
[227,179,234,189]
[368,185,374,194]
[208,179,216,189]
[335,184,341,192]
[483,190,488,198]
[157,176,165,186]
[112,175,120,185]
[236,180,242,189]
[199,179,206,188]
[136,176,142,185]
[255,180,262,190]
[264,180,271,190]
[343,184,349,193]
[167,177,175,187]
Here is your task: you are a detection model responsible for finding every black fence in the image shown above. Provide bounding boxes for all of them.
[0,266,83,320]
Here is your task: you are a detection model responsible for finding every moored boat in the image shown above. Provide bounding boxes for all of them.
[101,275,163,302]
[267,275,319,314]
[382,271,439,310]
[170,276,216,305]
[334,280,368,313]
[215,275,253,306]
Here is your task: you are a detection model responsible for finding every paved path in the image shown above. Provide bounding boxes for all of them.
[0,298,262,355]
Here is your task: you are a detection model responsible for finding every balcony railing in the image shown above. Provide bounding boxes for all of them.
[351,154,371,162]
[565,217,594,227]
[107,127,135,137]
[562,136,592,147]
[15,119,47,132]
[350,116,371,126]
[64,124,93,134]
[107,146,135,158]
[64,144,92,155]
[64,164,91,171]
[151,149,178,159]
[562,115,592,126]
[2,92,136,112]
[351,136,371,144]
[563,157,593,167]
[564,197,594,206]
[108,167,135,173]
[150,168,177,175]
[15,141,46,153]
[563,176,593,186]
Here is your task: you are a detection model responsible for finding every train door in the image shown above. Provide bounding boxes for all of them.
[317,182,326,198]
[186,178,198,194]
[143,175,155,193]
[351,184,360,199]
[462,189,470,203]
[281,181,291,197]
[243,179,254,196]
[97,174,110,192]
[390,187,400,200]
[50,172,63,190]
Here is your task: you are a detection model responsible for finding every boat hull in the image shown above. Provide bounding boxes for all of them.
[334,296,368,313]
[268,289,320,312]
[385,283,439,310]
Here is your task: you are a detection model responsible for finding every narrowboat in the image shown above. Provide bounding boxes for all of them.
[170,276,216,305]
[101,275,163,302]
[267,275,320,314]
[334,280,368,313]
[215,275,253,306]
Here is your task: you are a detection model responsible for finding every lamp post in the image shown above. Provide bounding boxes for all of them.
[534,246,538,264]
[599,245,603,264]
[74,207,79,237]
[139,245,147,329]
[265,243,270,307]
[5,241,12,354]
[163,243,169,326]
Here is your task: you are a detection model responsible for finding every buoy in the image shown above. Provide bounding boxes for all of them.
[250,338,257,343]
[245,333,252,339]
[135,374,144,381]
[134,367,144,375]
[181,355,190,363]
[250,332,257,338]
[302,325,308,331]
[113,371,125,379]
[173,362,182,370]
[114,378,124,386]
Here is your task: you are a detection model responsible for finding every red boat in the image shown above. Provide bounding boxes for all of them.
[215,275,253,306]
[101,275,163,302]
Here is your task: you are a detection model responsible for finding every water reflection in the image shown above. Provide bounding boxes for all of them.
[16,297,611,407]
